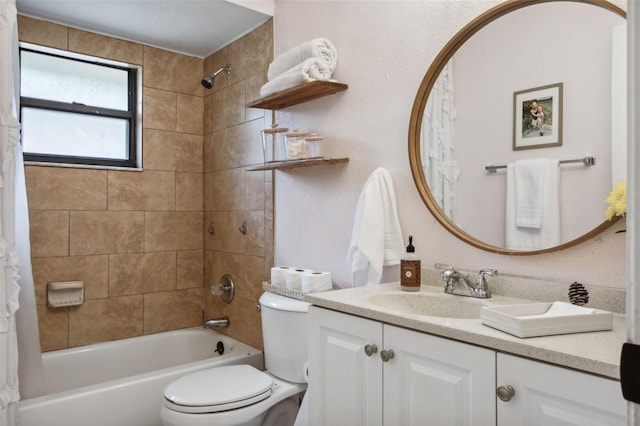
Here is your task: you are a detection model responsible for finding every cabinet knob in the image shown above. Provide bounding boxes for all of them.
[380,349,395,362]
[364,344,378,356]
[496,385,515,402]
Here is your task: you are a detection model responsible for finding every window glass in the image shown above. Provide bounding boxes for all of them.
[21,108,129,160]
[20,44,140,168]
[21,50,129,110]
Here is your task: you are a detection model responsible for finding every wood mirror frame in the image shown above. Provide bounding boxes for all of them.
[408,0,624,256]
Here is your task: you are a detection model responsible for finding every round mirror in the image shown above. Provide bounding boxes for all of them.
[409,0,625,255]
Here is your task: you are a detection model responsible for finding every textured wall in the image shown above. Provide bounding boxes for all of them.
[19,16,274,351]
[272,1,628,290]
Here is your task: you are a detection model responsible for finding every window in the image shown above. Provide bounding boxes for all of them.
[20,43,141,168]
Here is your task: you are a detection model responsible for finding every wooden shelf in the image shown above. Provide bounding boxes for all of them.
[247,157,349,171]
[247,81,348,110]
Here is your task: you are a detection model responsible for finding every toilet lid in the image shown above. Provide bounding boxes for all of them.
[163,365,273,414]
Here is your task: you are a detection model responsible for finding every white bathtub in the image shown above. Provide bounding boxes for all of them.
[17,327,264,426]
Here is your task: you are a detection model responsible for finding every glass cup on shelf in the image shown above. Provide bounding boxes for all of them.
[304,133,324,159]
[285,129,310,160]
[261,124,288,163]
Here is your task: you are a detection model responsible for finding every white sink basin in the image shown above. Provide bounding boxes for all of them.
[367,292,489,319]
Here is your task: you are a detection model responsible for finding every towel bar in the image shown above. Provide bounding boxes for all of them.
[485,156,595,173]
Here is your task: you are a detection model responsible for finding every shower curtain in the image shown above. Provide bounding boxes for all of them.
[422,61,459,224]
[1,1,43,425]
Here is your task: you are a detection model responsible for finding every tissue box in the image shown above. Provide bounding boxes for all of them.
[480,302,613,338]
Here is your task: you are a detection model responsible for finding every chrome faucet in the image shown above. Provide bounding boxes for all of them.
[435,263,497,299]
[203,317,229,329]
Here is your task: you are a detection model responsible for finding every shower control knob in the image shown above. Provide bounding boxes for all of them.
[497,385,515,402]
[364,344,378,356]
[380,349,395,362]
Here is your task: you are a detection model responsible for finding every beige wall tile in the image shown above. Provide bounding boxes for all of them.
[177,94,204,135]
[177,250,204,289]
[141,170,177,211]
[264,182,274,276]
[69,211,144,255]
[204,211,263,256]
[108,171,144,210]
[176,173,203,211]
[32,255,109,305]
[212,81,246,131]
[143,129,203,172]
[211,252,266,302]
[203,133,215,173]
[204,250,215,291]
[29,210,69,258]
[143,288,203,334]
[209,119,264,171]
[144,46,202,96]
[37,305,69,352]
[108,170,176,211]
[26,166,107,211]
[69,28,143,64]
[245,170,265,211]
[145,211,203,251]
[243,211,265,257]
[69,296,143,347]
[246,74,268,118]
[228,20,273,83]
[204,169,244,212]
[210,297,263,350]
[203,95,214,135]
[18,15,68,49]
[143,88,177,131]
[109,251,177,296]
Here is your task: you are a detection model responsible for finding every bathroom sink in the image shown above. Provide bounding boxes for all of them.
[367,292,488,319]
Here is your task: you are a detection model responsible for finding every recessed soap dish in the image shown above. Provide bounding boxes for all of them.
[47,281,85,308]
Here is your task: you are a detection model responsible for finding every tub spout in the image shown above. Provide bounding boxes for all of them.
[203,317,229,329]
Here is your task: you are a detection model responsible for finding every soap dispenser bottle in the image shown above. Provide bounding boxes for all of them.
[401,236,421,292]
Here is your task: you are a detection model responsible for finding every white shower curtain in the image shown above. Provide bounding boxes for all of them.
[1,1,43,425]
[422,61,459,224]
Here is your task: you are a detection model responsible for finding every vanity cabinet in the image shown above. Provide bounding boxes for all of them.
[497,353,626,425]
[308,306,627,426]
[307,306,495,426]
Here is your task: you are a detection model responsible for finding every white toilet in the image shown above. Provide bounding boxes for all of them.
[161,292,310,426]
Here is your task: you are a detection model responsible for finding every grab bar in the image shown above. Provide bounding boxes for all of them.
[485,156,595,173]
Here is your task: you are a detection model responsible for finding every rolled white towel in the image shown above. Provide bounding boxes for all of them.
[268,38,337,81]
[259,58,334,98]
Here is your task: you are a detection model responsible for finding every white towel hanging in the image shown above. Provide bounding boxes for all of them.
[505,159,560,251]
[347,168,404,287]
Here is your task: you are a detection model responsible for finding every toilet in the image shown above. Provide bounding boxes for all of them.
[161,292,310,426]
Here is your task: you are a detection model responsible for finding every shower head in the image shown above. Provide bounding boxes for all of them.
[201,64,231,89]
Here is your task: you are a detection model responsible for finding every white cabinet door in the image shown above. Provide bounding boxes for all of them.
[383,324,496,426]
[308,306,383,426]
[497,353,626,426]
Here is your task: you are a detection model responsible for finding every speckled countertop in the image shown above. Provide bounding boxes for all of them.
[304,283,626,380]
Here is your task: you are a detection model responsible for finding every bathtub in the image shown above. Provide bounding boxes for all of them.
[17,327,264,426]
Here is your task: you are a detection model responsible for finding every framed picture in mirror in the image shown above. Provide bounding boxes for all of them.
[513,82,563,150]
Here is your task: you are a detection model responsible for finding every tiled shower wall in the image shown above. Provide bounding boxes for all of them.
[202,22,273,351]
[18,16,273,352]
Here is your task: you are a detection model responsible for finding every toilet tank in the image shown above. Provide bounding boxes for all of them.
[259,292,310,384]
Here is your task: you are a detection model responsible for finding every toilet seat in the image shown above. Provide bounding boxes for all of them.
[163,365,274,414]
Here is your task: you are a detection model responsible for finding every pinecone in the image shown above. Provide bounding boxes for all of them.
[568,282,589,306]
